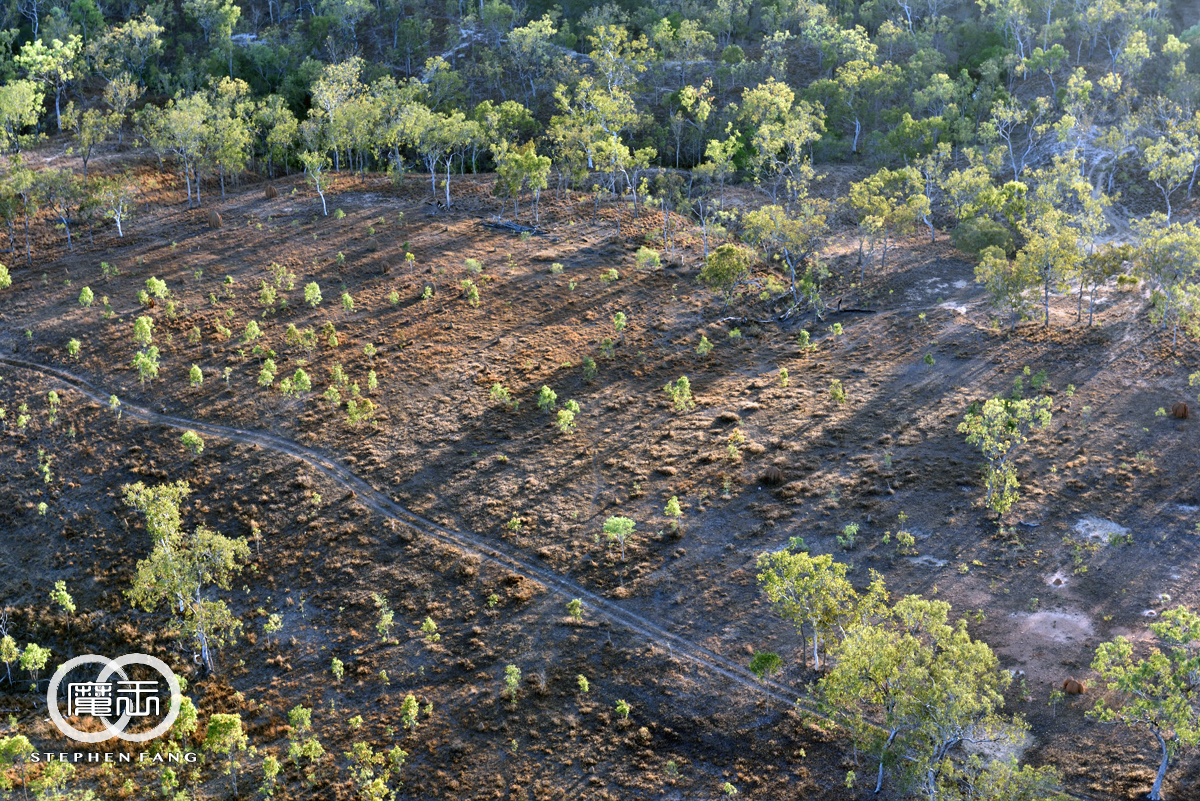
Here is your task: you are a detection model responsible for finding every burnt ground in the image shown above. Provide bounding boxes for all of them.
[3,150,1200,800]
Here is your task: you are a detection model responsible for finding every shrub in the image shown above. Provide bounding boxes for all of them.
[504,665,521,704]
[341,292,354,314]
[613,312,627,332]
[665,496,682,518]
[557,405,577,433]
[0,264,9,291]
[145,277,169,299]
[952,216,1015,258]
[259,359,277,387]
[189,364,203,387]
[635,247,661,269]
[567,599,583,621]
[388,290,400,305]
[537,385,557,412]
[699,243,752,304]
[460,279,480,307]
[133,315,154,348]
[838,522,859,549]
[749,651,783,679]
[663,376,695,412]
[615,699,631,719]
[491,383,518,410]
[331,657,344,683]
[243,320,262,343]
[779,367,789,386]
[420,617,440,643]
[78,286,93,307]
[181,430,204,455]
[829,379,847,404]
[550,262,564,274]
[67,339,80,359]
[304,282,322,307]
[260,281,277,310]
[287,369,311,395]
[464,258,482,274]
[582,357,597,380]
[577,674,589,692]
[600,268,619,285]
[696,335,713,356]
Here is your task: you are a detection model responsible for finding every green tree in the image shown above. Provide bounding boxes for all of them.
[204,713,248,796]
[1091,605,1200,801]
[92,173,135,237]
[600,516,635,562]
[820,595,1022,796]
[849,167,930,279]
[15,36,81,132]
[975,246,1037,329]
[300,151,333,216]
[742,202,830,317]
[0,80,44,153]
[957,396,1052,518]
[19,642,49,694]
[699,243,753,305]
[0,634,20,685]
[0,734,34,795]
[62,101,115,179]
[756,550,882,669]
[124,481,251,673]
[41,168,82,251]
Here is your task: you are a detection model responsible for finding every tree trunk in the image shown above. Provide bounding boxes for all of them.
[875,730,899,793]
[1149,729,1169,800]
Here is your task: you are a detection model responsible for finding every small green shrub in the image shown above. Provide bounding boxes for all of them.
[537,385,557,412]
[663,376,695,412]
[635,247,661,269]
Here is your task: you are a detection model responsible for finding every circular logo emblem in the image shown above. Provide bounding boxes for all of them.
[46,653,182,743]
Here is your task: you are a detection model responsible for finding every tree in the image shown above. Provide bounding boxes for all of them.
[1078,245,1130,326]
[19,643,49,694]
[493,140,551,222]
[699,243,753,305]
[756,550,883,669]
[1142,132,1194,222]
[1134,214,1200,347]
[957,396,1052,518]
[742,202,830,318]
[92,173,135,237]
[204,713,248,796]
[599,516,635,562]
[40,168,82,251]
[1091,605,1200,801]
[821,595,1022,797]
[183,0,241,77]
[0,80,44,153]
[103,73,141,146]
[310,57,366,172]
[975,246,1037,329]
[0,634,19,684]
[14,36,81,132]
[0,734,34,796]
[300,151,333,216]
[849,167,930,278]
[738,78,825,204]
[124,481,251,674]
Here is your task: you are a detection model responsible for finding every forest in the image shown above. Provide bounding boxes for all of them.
[2,0,1200,800]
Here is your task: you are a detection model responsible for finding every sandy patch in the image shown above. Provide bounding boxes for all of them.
[1074,516,1129,544]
